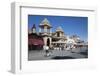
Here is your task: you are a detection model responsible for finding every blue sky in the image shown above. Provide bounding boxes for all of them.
[28,15,88,41]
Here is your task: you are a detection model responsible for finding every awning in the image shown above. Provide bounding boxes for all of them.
[28,38,44,45]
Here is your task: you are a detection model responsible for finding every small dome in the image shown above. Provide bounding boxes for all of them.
[32,24,36,28]
[56,26,63,32]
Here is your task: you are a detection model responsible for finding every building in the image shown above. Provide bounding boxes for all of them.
[39,18,52,47]
[28,18,87,50]
[51,26,67,49]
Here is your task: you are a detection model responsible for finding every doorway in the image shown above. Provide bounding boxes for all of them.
[47,38,50,46]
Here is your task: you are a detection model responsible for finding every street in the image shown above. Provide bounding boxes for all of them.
[28,47,88,61]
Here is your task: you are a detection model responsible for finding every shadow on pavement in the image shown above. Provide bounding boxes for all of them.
[79,51,88,55]
[51,56,75,59]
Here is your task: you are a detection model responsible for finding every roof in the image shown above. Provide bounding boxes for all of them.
[39,18,51,27]
[52,39,66,43]
[56,26,63,32]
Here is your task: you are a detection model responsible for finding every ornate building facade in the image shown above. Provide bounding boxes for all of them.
[28,18,86,50]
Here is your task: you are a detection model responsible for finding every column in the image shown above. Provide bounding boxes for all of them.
[50,28,52,36]
[43,37,47,46]
[60,32,62,37]
[44,26,47,33]
[49,38,52,47]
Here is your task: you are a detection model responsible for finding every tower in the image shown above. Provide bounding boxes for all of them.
[56,26,64,37]
[31,24,36,33]
[39,18,52,47]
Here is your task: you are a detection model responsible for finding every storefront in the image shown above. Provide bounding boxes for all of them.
[28,34,44,50]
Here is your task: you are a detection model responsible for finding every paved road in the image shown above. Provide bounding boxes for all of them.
[28,47,88,61]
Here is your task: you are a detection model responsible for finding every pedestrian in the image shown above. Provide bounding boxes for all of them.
[44,45,49,57]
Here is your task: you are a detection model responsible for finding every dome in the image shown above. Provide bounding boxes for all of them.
[40,18,51,26]
[32,24,36,28]
[56,26,63,32]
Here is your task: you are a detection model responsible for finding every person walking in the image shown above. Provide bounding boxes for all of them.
[43,45,49,57]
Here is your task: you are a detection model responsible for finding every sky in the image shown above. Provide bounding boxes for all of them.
[28,15,88,41]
